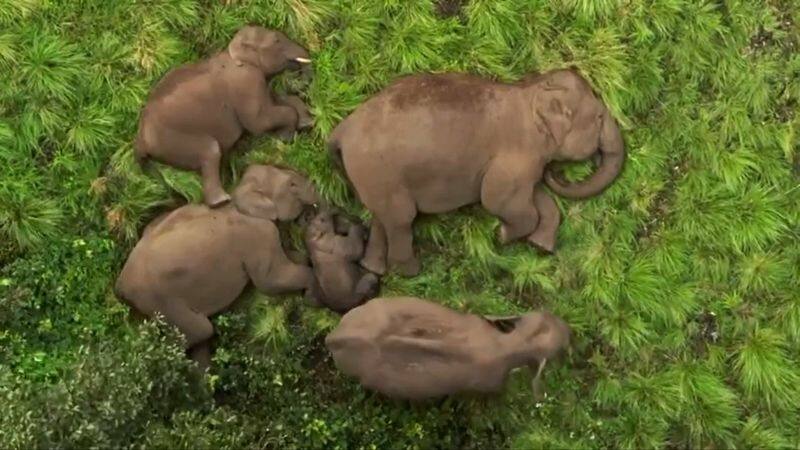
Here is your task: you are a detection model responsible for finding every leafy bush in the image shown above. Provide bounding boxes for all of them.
[0,320,212,449]
[0,236,123,381]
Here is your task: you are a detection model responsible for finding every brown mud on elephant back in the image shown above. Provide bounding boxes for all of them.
[328,68,625,277]
[325,297,571,400]
[387,74,497,111]
[135,25,313,207]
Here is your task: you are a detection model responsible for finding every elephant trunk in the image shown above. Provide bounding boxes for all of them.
[544,109,625,199]
[284,43,311,68]
[286,44,313,81]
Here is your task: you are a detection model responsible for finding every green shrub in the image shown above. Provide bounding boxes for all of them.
[0,319,212,450]
[0,236,124,380]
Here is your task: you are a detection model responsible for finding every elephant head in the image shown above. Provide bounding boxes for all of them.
[304,209,335,247]
[531,70,625,199]
[488,310,571,395]
[228,25,311,77]
[233,165,318,221]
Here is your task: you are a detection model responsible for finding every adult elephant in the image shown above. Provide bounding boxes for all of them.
[135,25,313,207]
[115,165,318,369]
[328,69,625,276]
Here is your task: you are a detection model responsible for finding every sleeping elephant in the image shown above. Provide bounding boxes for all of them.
[114,165,318,369]
[328,69,625,276]
[304,209,380,314]
[135,25,314,207]
[325,297,571,400]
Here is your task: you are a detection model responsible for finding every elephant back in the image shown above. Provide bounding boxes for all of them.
[325,297,504,399]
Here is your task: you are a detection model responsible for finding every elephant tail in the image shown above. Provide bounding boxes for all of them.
[326,124,345,173]
[114,276,134,308]
[134,113,152,168]
[327,119,361,197]
[113,276,151,321]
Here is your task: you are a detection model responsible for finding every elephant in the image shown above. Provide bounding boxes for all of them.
[135,25,314,207]
[327,69,625,276]
[304,209,380,314]
[114,165,318,369]
[325,297,571,400]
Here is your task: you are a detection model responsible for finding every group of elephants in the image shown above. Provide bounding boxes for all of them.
[115,26,625,400]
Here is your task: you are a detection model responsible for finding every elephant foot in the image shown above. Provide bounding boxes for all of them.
[297,113,314,130]
[281,96,314,130]
[304,289,323,307]
[354,272,380,299]
[287,250,310,265]
[304,277,324,307]
[392,257,420,277]
[498,224,527,245]
[276,127,297,141]
[189,343,212,372]
[360,255,387,276]
[528,232,555,254]
[498,224,513,244]
[205,191,231,208]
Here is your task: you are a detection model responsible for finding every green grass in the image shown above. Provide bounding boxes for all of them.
[1,0,799,448]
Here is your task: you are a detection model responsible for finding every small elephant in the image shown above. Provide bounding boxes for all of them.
[328,69,625,276]
[304,209,380,313]
[135,25,314,207]
[325,297,571,400]
[115,165,318,369]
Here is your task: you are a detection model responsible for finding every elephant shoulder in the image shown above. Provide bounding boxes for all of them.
[148,61,212,102]
[230,210,280,240]
[143,205,212,238]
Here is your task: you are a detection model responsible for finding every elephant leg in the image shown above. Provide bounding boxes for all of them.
[305,276,324,307]
[189,341,212,372]
[481,159,540,244]
[252,254,314,295]
[354,272,380,301]
[159,300,215,368]
[361,219,388,275]
[199,140,230,208]
[381,193,419,277]
[148,131,230,207]
[528,187,560,253]
[276,95,313,129]
[262,105,300,141]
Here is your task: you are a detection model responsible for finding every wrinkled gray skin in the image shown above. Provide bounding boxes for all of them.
[135,25,314,207]
[325,297,571,400]
[115,165,318,370]
[304,210,380,314]
[328,69,625,276]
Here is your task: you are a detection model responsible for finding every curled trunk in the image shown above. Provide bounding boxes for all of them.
[544,109,625,199]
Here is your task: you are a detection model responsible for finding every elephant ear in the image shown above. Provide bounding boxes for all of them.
[482,315,522,333]
[537,97,572,147]
[233,187,278,220]
[308,234,335,254]
[228,27,261,67]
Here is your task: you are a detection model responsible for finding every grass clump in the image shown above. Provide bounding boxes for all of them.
[1,0,799,448]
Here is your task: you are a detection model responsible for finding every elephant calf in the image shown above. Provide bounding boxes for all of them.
[328,69,625,276]
[304,210,380,314]
[115,165,318,369]
[325,297,571,400]
[135,25,313,207]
